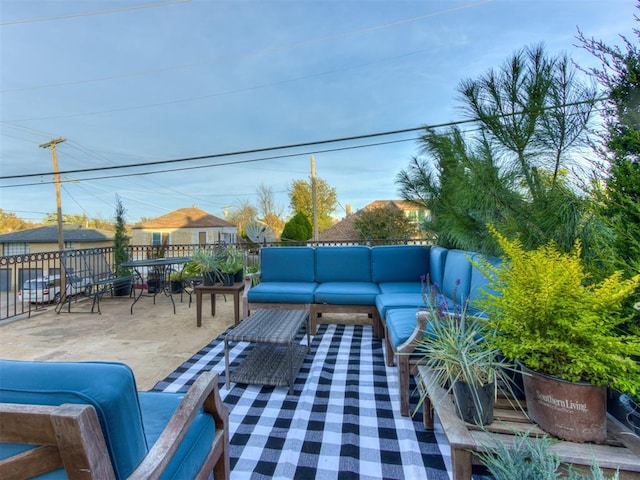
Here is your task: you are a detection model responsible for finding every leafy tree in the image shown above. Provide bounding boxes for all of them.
[281,211,312,242]
[41,212,112,230]
[288,177,337,232]
[578,14,640,279]
[227,200,257,239]
[353,206,417,241]
[0,209,37,234]
[397,45,598,257]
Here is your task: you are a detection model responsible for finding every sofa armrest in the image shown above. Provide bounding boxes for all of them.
[128,371,229,480]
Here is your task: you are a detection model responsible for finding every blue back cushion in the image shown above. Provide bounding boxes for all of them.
[441,249,473,305]
[0,360,148,479]
[315,246,371,282]
[429,246,448,287]
[371,245,429,283]
[260,247,315,283]
[468,253,501,303]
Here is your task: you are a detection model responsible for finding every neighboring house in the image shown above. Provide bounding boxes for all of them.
[0,225,114,293]
[132,206,238,246]
[318,200,430,242]
[0,225,113,256]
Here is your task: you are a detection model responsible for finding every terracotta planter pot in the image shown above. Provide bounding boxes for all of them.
[452,381,495,425]
[521,365,607,443]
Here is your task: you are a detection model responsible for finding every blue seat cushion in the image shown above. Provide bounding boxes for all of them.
[313,282,380,305]
[377,282,422,294]
[0,360,148,479]
[138,392,215,480]
[385,308,437,351]
[247,281,317,304]
[371,245,429,283]
[315,246,371,282]
[440,249,473,305]
[375,292,424,319]
[385,308,420,349]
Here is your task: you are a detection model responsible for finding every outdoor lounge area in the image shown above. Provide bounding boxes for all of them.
[0,293,467,479]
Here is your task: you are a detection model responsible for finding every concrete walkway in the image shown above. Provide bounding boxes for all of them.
[0,292,234,390]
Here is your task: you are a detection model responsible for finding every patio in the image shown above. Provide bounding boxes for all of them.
[0,292,474,479]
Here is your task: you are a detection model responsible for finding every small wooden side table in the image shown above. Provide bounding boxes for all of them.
[195,282,245,327]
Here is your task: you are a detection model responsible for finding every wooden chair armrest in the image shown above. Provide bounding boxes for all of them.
[128,371,228,480]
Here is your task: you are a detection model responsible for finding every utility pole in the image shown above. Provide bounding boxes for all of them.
[39,137,66,253]
[310,155,318,242]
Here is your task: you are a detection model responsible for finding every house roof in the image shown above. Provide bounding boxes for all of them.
[0,225,113,243]
[133,207,235,229]
[317,200,426,242]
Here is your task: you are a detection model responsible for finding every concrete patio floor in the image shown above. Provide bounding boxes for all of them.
[0,293,235,390]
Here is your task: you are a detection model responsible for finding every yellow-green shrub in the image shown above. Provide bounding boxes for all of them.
[476,226,640,396]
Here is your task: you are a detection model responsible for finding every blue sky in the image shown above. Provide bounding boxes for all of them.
[0,0,636,224]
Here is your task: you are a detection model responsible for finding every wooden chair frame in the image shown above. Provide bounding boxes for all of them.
[0,371,230,480]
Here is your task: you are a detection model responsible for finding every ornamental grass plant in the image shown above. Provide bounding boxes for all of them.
[475,226,640,397]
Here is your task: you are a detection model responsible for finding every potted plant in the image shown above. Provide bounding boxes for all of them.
[112,195,132,296]
[414,283,514,426]
[218,246,245,286]
[476,226,640,443]
[189,249,223,285]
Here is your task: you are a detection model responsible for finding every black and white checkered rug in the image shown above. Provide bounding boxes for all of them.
[154,324,470,479]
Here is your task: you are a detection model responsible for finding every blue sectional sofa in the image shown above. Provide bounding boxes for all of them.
[243,244,496,416]
[0,360,230,479]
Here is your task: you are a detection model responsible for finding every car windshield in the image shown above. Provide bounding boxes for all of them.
[23,280,46,290]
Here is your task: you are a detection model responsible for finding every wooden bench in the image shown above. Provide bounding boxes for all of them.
[56,249,133,314]
[416,365,640,479]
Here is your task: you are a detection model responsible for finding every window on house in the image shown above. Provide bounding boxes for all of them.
[4,243,28,256]
[198,232,206,246]
[152,232,170,246]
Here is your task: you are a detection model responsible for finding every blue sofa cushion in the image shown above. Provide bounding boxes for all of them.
[315,246,371,282]
[440,249,473,306]
[314,282,380,305]
[0,360,148,479]
[385,308,438,351]
[377,282,423,294]
[247,281,317,304]
[371,245,429,283]
[466,253,500,317]
[429,246,448,288]
[375,292,424,319]
[260,247,315,283]
[138,392,215,480]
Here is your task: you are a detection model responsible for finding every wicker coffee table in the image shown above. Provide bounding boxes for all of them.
[224,309,310,394]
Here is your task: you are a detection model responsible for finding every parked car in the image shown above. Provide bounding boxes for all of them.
[18,276,62,304]
[18,275,91,305]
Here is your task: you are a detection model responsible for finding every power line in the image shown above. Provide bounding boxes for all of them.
[0,0,190,26]
[0,96,605,184]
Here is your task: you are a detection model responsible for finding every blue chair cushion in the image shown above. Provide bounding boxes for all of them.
[371,245,429,283]
[375,292,424,319]
[247,281,317,304]
[0,360,148,479]
[313,282,380,305]
[315,246,371,282]
[138,392,215,480]
[385,308,438,351]
[260,247,315,283]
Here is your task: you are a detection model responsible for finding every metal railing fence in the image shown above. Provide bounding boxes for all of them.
[0,238,433,321]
